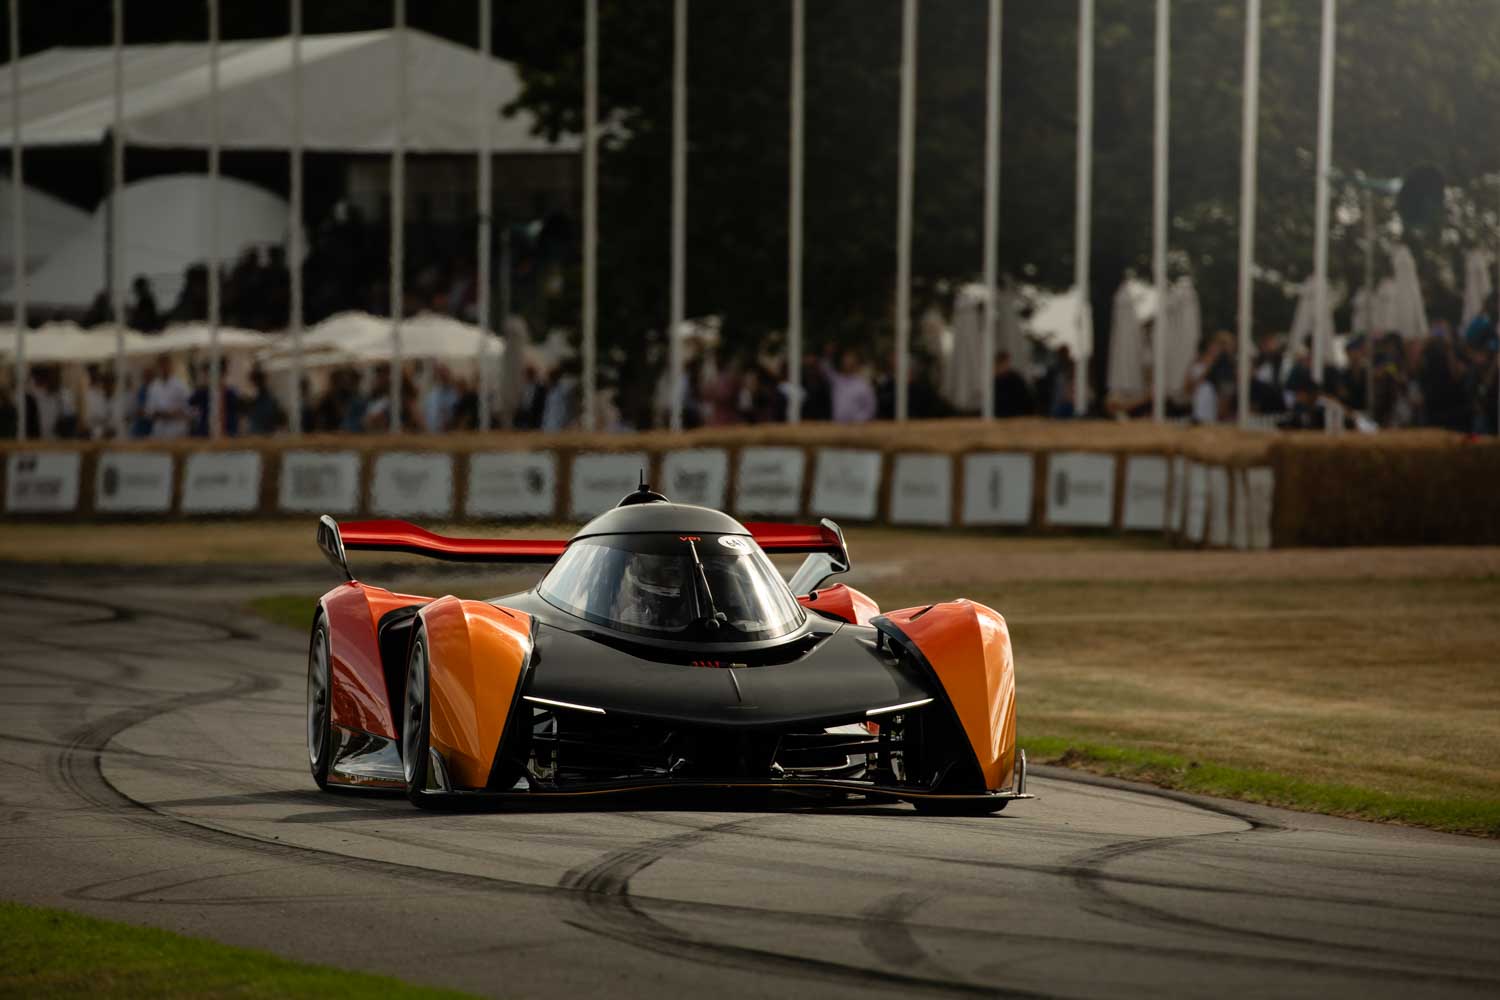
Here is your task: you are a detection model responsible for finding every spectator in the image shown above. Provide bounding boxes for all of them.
[541,360,581,431]
[1251,331,1286,414]
[422,364,459,433]
[28,367,61,439]
[515,365,546,429]
[82,366,115,440]
[189,359,240,437]
[992,351,1035,418]
[799,350,832,421]
[1043,346,1076,418]
[127,276,162,332]
[1419,335,1467,431]
[825,348,876,424]
[245,367,284,435]
[1280,367,1326,430]
[144,354,191,439]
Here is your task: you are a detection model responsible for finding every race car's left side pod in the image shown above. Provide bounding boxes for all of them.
[418,598,534,791]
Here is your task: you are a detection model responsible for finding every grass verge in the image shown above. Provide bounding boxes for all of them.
[0,900,473,999]
[249,593,321,632]
[1026,737,1500,837]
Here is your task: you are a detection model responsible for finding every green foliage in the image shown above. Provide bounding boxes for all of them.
[503,0,1500,347]
[0,900,476,999]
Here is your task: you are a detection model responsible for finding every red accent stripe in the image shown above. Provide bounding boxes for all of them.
[743,522,841,554]
[338,520,568,563]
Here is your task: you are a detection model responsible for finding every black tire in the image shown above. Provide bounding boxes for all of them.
[911,797,1008,816]
[307,614,334,790]
[401,628,444,809]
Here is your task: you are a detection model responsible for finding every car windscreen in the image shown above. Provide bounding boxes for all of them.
[538,532,805,641]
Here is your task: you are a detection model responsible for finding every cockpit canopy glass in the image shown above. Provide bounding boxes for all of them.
[538,532,805,641]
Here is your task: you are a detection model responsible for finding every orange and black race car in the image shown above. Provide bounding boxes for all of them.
[306,478,1031,814]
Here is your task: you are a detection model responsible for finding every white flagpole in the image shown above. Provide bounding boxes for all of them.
[8,0,26,441]
[111,0,126,438]
[1151,0,1169,423]
[981,0,1001,421]
[477,0,494,431]
[895,0,916,422]
[207,0,222,439]
[1236,0,1261,429]
[1073,0,1092,418]
[289,0,304,435]
[787,0,804,424]
[668,0,686,431]
[390,0,406,432]
[581,0,597,431]
[1312,0,1336,386]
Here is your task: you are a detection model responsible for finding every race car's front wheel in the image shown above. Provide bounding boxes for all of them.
[401,629,440,809]
[307,615,333,790]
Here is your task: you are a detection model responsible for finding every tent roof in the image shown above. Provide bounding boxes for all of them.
[0,178,90,279]
[1,173,290,308]
[0,29,577,154]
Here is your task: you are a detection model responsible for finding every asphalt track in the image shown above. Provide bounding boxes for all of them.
[1,577,1498,998]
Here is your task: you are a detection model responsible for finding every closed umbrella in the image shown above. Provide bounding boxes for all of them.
[1462,250,1491,330]
[1162,278,1201,402]
[1389,245,1428,340]
[1106,278,1146,399]
[945,284,988,412]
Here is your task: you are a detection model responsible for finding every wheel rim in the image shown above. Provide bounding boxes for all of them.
[307,627,329,767]
[402,641,425,785]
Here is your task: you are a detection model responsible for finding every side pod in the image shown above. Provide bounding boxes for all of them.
[874,600,1018,792]
[418,598,534,791]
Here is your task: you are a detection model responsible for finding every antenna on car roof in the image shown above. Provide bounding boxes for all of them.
[618,468,670,507]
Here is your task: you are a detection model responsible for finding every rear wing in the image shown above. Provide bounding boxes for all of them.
[316,514,849,590]
[752,518,851,595]
[317,516,567,580]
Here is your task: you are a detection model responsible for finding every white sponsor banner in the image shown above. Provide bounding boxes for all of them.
[182,451,262,514]
[5,451,81,513]
[467,451,556,519]
[279,450,361,514]
[889,452,952,526]
[1121,455,1169,531]
[811,448,883,521]
[961,452,1033,526]
[371,452,454,518]
[1183,461,1207,542]
[571,451,649,519]
[662,448,729,509]
[1166,455,1185,534]
[1045,451,1116,527]
[734,446,805,517]
[1207,466,1230,547]
[1244,466,1275,550]
[95,451,173,514]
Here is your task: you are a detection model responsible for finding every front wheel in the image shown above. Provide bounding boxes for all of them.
[307,615,333,790]
[401,630,444,809]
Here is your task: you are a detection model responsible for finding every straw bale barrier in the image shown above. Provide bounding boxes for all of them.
[1,419,1493,549]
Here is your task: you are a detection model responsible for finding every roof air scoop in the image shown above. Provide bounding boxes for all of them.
[618,468,669,507]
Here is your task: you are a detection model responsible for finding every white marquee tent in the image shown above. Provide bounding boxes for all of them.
[0,29,576,154]
[0,174,291,309]
[0,178,90,283]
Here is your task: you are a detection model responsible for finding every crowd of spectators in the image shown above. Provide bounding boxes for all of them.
[5,275,1499,440]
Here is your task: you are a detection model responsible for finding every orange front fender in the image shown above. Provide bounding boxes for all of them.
[418,597,533,791]
[880,600,1017,791]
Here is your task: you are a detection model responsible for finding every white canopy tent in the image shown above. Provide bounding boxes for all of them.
[1289,276,1336,357]
[0,177,89,283]
[0,29,576,154]
[260,310,504,366]
[0,174,290,309]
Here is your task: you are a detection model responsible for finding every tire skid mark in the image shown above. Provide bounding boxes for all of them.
[557,819,1030,998]
[1064,827,1500,985]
